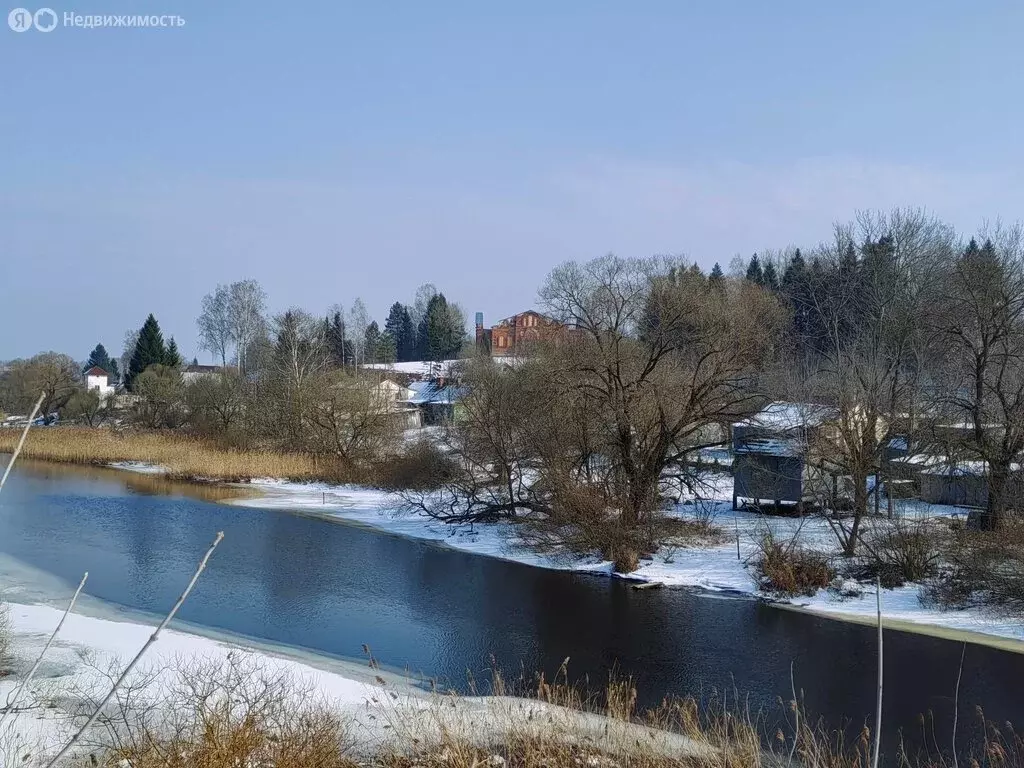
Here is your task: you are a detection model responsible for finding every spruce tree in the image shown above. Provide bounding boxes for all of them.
[762,261,779,291]
[165,337,182,368]
[363,321,381,365]
[377,332,397,364]
[745,254,764,285]
[126,314,167,391]
[384,302,416,362]
[85,343,119,381]
[323,311,353,368]
[709,262,724,281]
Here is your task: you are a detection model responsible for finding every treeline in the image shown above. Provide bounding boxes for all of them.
[412,209,1024,574]
[196,280,467,370]
[0,280,472,476]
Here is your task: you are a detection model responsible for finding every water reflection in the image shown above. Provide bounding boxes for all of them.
[1,459,1024,759]
[12,457,256,503]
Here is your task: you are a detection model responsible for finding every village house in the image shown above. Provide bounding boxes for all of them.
[474,310,576,357]
[369,377,421,430]
[84,366,115,402]
[403,378,468,426]
[181,364,228,385]
[731,401,848,512]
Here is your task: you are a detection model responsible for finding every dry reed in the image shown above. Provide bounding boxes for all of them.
[0,427,326,482]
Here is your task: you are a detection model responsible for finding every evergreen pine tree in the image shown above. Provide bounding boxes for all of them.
[84,343,120,381]
[126,314,167,391]
[165,337,182,368]
[363,321,381,364]
[377,332,397,364]
[325,311,351,367]
[384,302,416,362]
[708,263,725,292]
[423,293,464,361]
[762,261,779,291]
[192,357,199,367]
[745,254,764,285]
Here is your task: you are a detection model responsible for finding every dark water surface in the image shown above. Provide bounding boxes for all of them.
[2,459,1023,757]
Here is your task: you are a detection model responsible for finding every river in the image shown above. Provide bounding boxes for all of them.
[2,458,1023,757]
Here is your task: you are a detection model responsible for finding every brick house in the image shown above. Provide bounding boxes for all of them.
[475,310,575,357]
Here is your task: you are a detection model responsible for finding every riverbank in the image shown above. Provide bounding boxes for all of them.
[0,562,719,767]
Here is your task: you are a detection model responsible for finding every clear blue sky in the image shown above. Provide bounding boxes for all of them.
[3,1,1024,361]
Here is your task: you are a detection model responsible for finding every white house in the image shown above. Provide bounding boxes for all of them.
[84,366,115,402]
[182,364,227,385]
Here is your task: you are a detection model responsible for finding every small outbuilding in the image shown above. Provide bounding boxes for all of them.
[731,401,844,512]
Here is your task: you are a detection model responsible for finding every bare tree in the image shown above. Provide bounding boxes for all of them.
[228,279,267,374]
[929,224,1024,530]
[413,256,785,570]
[264,309,330,450]
[185,370,249,439]
[4,352,81,421]
[306,371,403,467]
[347,298,370,367]
[197,284,232,367]
[120,328,139,387]
[799,209,953,554]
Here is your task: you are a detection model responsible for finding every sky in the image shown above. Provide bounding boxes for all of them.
[3,1,1024,361]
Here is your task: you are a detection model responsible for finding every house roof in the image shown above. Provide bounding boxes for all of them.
[734,437,804,458]
[734,401,837,431]
[183,364,224,374]
[84,366,109,377]
[404,380,468,405]
[494,310,561,327]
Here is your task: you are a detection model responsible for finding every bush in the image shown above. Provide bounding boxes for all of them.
[754,532,834,597]
[373,440,461,491]
[925,521,1024,613]
[859,520,943,588]
[105,653,352,768]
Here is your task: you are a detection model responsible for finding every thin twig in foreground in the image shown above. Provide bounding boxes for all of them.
[44,531,224,768]
[0,392,45,496]
[952,641,967,768]
[872,576,883,768]
[0,572,89,735]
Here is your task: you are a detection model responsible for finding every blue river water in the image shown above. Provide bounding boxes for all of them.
[2,458,1023,757]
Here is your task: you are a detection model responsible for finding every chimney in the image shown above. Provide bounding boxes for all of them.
[475,312,483,330]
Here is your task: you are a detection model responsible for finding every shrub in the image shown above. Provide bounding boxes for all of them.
[925,521,1024,613]
[104,653,352,768]
[754,532,834,597]
[373,441,461,491]
[857,520,943,588]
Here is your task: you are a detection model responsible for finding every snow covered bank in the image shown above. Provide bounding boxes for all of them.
[0,600,391,766]
[0,571,712,766]
[234,474,1024,649]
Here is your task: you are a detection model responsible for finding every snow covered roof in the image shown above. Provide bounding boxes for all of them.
[734,402,837,432]
[361,360,464,378]
[404,380,469,405]
[734,437,804,458]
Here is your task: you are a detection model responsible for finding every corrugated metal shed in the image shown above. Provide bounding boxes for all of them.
[404,380,469,405]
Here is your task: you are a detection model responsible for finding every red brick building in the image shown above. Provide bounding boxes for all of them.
[475,310,575,357]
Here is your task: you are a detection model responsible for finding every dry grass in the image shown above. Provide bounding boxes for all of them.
[0,427,327,482]
[40,653,1024,768]
[753,531,834,597]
